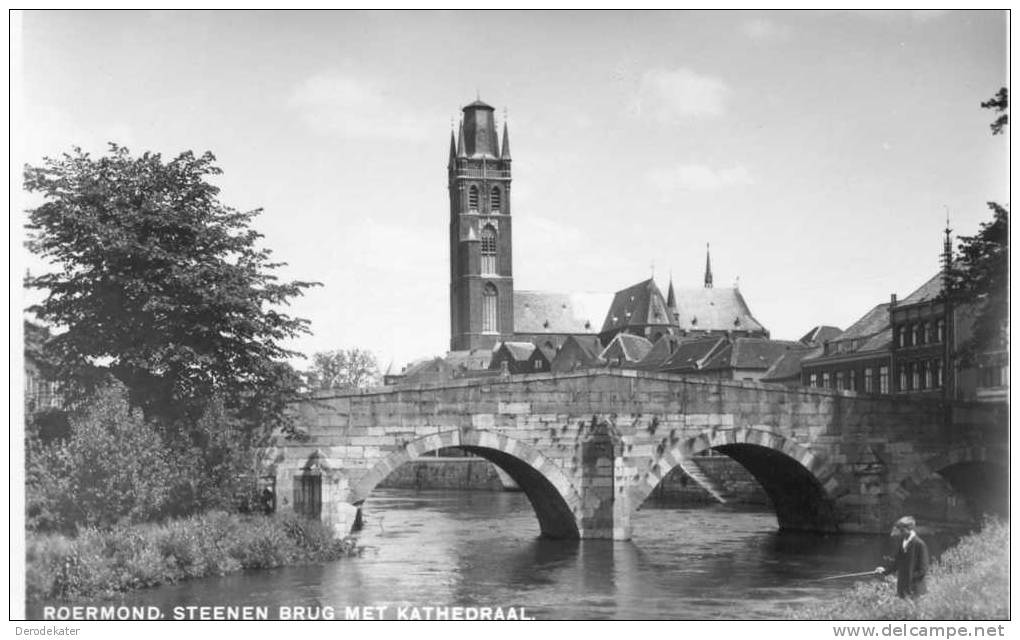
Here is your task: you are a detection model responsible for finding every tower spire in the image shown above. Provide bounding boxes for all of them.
[704,243,714,288]
[666,271,677,314]
[456,121,466,159]
[500,121,511,160]
[448,125,457,165]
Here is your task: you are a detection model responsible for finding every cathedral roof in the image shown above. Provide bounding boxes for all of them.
[514,291,611,334]
[601,279,673,334]
[671,287,766,334]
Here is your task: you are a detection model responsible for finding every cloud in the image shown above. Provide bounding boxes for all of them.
[630,68,729,122]
[289,72,436,142]
[741,17,792,41]
[649,163,754,193]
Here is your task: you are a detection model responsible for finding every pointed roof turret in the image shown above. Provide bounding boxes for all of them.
[500,122,511,160]
[704,243,714,289]
[456,121,466,159]
[448,129,457,164]
[666,275,677,313]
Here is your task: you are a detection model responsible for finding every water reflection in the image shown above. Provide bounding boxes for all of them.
[31,488,959,620]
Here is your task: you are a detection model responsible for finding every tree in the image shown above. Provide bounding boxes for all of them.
[946,88,1010,364]
[305,348,380,391]
[980,87,1008,135]
[947,202,1008,363]
[24,145,317,428]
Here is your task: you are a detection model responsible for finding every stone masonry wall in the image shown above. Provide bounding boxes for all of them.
[272,370,1007,539]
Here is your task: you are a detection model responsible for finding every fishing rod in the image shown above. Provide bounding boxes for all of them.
[815,570,883,582]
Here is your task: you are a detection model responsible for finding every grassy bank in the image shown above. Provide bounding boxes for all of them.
[797,519,1009,620]
[27,511,358,603]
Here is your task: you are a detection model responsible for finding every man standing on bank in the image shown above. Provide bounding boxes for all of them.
[874,515,929,598]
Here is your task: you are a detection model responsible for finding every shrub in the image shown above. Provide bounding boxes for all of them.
[26,383,174,532]
[796,520,1010,620]
[26,511,357,603]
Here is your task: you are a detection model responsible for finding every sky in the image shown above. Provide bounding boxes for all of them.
[12,10,1009,372]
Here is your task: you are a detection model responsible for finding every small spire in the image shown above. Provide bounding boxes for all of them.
[666,272,677,313]
[500,121,511,160]
[456,121,466,159]
[942,207,953,288]
[448,127,457,164]
[704,243,714,288]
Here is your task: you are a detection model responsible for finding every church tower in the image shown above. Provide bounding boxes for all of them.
[449,99,514,351]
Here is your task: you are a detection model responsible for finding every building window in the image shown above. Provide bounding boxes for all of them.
[482,283,498,333]
[848,369,857,391]
[822,372,830,388]
[923,361,933,389]
[480,225,497,274]
[468,185,479,211]
[533,359,543,371]
[490,186,501,212]
[864,367,874,393]
[936,319,945,342]
[911,362,920,391]
[932,359,942,388]
[980,365,1006,388]
[879,366,889,394]
[809,373,817,387]
[898,365,908,392]
[913,324,923,346]
[835,371,844,390]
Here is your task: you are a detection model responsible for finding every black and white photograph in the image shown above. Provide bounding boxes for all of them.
[10,8,1010,630]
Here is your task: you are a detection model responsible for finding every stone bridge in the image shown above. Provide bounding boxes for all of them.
[270,370,1008,540]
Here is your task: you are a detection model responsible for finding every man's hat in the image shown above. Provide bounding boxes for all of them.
[892,515,916,532]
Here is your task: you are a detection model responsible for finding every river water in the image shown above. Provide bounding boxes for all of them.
[35,488,955,620]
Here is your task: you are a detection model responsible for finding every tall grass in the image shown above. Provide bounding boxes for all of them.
[26,511,357,603]
[797,520,1009,620]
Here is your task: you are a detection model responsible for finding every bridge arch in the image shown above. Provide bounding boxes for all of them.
[630,426,843,532]
[350,429,583,539]
[894,445,1009,520]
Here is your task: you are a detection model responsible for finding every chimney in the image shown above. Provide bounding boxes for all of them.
[890,294,897,308]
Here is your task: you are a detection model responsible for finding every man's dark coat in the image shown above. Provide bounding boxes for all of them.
[884,535,929,597]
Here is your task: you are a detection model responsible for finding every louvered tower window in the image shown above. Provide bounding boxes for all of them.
[482,283,498,333]
[490,187,501,212]
[481,225,497,274]
[468,186,479,211]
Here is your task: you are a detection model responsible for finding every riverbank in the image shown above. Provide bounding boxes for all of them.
[26,511,357,604]
[795,519,1009,620]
